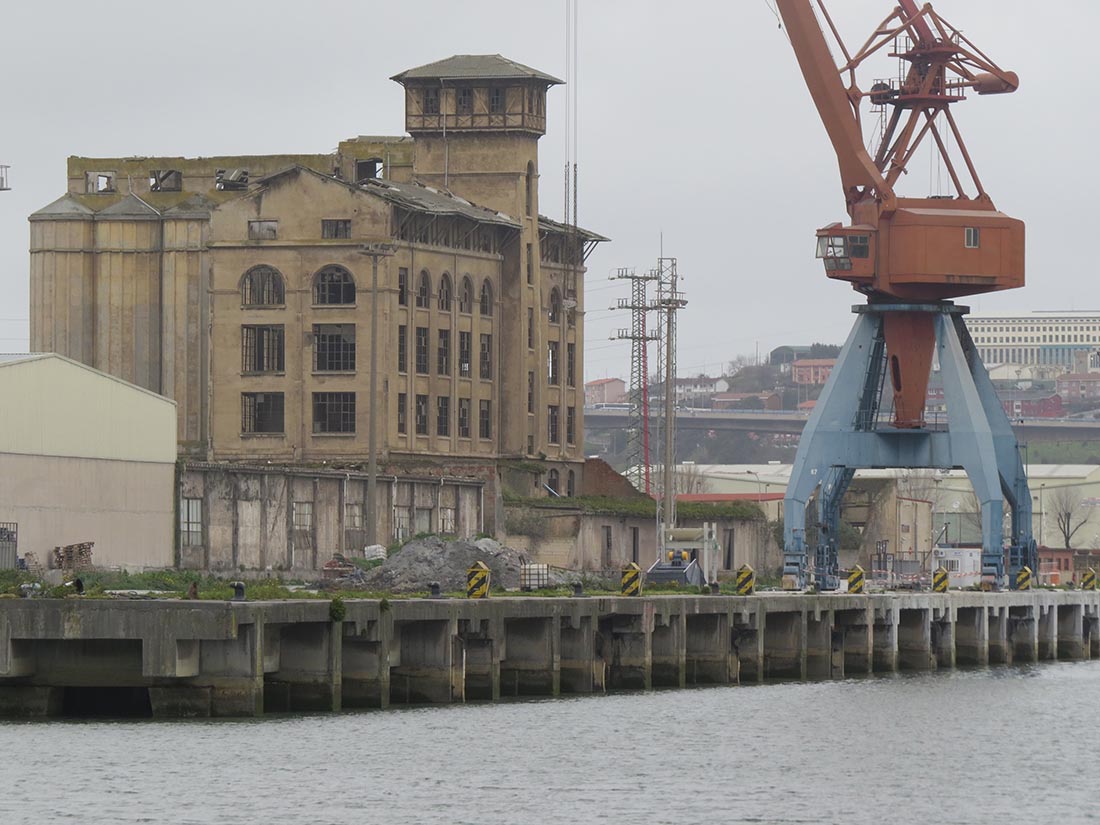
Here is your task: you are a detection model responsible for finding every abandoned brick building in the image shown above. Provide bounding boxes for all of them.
[28,55,605,572]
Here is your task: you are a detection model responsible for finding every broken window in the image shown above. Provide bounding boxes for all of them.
[241,392,284,434]
[479,400,492,439]
[437,396,450,436]
[438,329,451,375]
[248,220,278,240]
[459,276,474,313]
[416,270,431,308]
[423,88,440,115]
[457,87,473,114]
[415,394,429,435]
[313,265,356,304]
[438,273,452,311]
[180,497,203,546]
[398,267,409,306]
[313,323,356,372]
[549,288,562,323]
[397,325,408,373]
[241,265,285,306]
[528,308,535,349]
[547,405,560,444]
[313,392,356,434]
[459,331,472,377]
[322,219,352,239]
[526,243,533,284]
[397,393,407,434]
[292,502,313,548]
[458,398,471,438]
[490,87,505,114]
[86,172,116,194]
[567,470,576,498]
[149,170,182,192]
[241,325,285,373]
[548,469,560,493]
[355,158,382,182]
[479,280,494,316]
[216,169,249,191]
[567,343,576,387]
[567,405,576,444]
[479,333,493,380]
[528,371,535,413]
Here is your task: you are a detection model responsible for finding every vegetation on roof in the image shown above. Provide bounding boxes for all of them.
[503,494,763,521]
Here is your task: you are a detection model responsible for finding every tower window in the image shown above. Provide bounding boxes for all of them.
[424,88,440,115]
[490,87,504,114]
[457,87,473,115]
[965,227,981,248]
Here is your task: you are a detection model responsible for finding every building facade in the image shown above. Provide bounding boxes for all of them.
[28,55,605,567]
[966,311,1100,371]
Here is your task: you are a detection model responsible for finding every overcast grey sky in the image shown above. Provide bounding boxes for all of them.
[0,0,1088,380]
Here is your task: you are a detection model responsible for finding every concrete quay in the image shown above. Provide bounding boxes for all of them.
[1,591,1098,717]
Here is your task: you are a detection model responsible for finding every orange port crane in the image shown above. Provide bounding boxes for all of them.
[776,0,1023,427]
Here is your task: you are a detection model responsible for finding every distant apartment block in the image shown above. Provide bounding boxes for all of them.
[791,359,836,386]
[585,377,626,406]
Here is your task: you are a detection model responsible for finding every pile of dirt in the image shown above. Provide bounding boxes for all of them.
[357,536,532,593]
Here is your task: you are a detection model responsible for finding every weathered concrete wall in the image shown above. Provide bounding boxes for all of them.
[2,590,1096,718]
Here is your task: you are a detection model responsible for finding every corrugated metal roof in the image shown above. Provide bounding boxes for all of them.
[362,178,521,229]
[538,214,610,243]
[392,54,562,85]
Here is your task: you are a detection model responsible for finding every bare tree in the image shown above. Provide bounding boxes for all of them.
[1048,486,1091,549]
[673,463,709,495]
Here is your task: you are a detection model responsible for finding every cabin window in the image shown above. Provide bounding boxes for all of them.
[965,227,981,248]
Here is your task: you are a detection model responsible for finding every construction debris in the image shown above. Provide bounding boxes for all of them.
[349,536,532,593]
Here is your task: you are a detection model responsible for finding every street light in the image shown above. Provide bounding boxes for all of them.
[358,242,398,547]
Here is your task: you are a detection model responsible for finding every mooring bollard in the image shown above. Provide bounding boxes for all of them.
[1016,565,1033,591]
[573,581,585,597]
[467,561,490,599]
[709,582,721,595]
[736,564,755,596]
[1083,568,1097,591]
[848,565,865,594]
[933,566,949,593]
[428,582,443,599]
[621,562,641,596]
[231,581,246,602]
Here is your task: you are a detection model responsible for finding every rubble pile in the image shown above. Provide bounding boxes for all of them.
[352,536,532,593]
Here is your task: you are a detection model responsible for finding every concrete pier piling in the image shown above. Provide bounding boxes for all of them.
[1,591,1098,718]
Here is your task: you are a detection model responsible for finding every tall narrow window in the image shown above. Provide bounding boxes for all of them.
[528,371,535,413]
[526,243,533,284]
[567,470,576,498]
[457,87,473,114]
[490,87,504,113]
[313,324,356,372]
[566,405,576,444]
[549,288,562,323]
[548,469,560,494]
[547,341,560,385]
[398,267,409,306]
[479,334,493,379]
[459,332,472,377]
[415,394,429,435]
[528,307,535,349]
[313,393,355,434]
[437,329,451,375]
[567,342,576,387]
[241,325,285,373]
[424,87,440,114]
[479,280,494,316]
[242,392,284,434]
[397,325,407,373]
[416,327,429,374]
[479,400,492,439]
[437,396,450,436]
[438,273,453,311]
[180,497,202,547]
[416,270,431,308]
[459,276,474,313]
[397,393,407,434]
[547,405,560,444]
[458,398,471,438]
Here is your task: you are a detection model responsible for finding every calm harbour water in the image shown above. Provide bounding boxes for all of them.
[2,664,1099,825]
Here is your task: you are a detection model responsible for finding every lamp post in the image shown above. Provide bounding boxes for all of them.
[358,242,398,547]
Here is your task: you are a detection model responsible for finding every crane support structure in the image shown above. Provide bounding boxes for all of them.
[776,0,1036,589]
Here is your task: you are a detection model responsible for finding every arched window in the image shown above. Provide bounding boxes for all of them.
[416,270,431,308]
[313,265,355,305]
[547,469,560,495]
[438,273,453,311]
[479,280,494,317]
[459,276,474,313]
[241,265,285,307]
[566,470,575,497]
[548,287,562,323]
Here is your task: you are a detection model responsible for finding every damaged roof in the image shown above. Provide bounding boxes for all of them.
[392,54,562,85]
[361,178,521,229]
[538,214,610,243]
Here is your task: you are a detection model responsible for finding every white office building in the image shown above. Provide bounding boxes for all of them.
[966,311,1100,370]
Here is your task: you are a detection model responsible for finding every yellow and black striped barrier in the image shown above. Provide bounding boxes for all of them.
[736,564,755,596]
[1016,565,1032,592]
[466,561,490,599]
[621,562,641,596]
[848,565,865,594]
[933,566,949,593]
[1083,568,1097,591]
